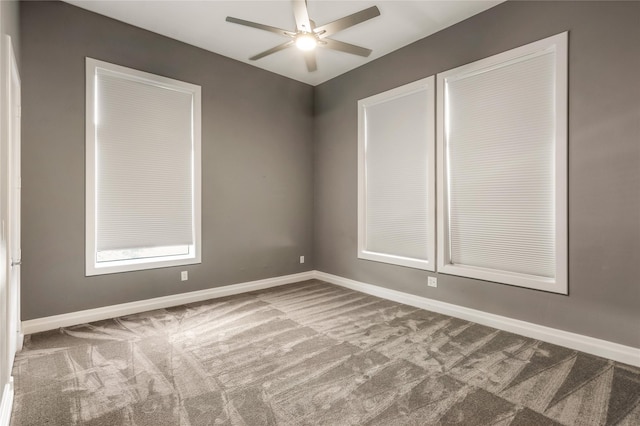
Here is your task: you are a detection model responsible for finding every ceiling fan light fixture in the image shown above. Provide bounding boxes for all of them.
[295,33,317,51]
[227,1,381,71]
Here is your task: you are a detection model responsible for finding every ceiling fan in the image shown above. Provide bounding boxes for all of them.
[226,0,381,72]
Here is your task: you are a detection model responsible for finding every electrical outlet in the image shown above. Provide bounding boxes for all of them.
[299,255,305,264]
[428,276,437,288]
[181,271,188,281]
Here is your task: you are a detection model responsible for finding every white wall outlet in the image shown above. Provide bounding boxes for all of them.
[428,276,438,288]
[299,255,305,264]
[181,271,188,281]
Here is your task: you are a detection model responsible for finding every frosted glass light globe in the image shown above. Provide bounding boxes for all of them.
[296,33,317,51]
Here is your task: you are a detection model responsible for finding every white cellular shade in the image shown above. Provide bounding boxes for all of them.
[95,70,195,252]
[438,32,567,293]
[358,77,436,270]
[446,52,556,277]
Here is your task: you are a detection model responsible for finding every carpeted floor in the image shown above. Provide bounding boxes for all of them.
[10,279,640,425]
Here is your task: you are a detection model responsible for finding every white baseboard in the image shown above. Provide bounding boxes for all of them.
[22,271,315,335]
[313,271,640,367]
[0,378,14,426]
[20,269,639,367]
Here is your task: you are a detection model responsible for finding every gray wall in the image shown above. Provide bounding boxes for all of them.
[20,0,640,349]
[314,1,640,347]
[20,1,314,320]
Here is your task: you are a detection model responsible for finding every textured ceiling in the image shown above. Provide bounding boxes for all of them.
[65,1,503,85]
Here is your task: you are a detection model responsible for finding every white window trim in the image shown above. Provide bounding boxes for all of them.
[436,32,568,294]
[357,76,436,271]
[85,58,202,276]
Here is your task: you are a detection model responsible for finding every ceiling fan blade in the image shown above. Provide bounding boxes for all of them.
[321,38,372,57]
[315,6,380,38]
[292,0,313,32]
[250,40,295,61]
[303,50,317,72]
[226,16,295,38]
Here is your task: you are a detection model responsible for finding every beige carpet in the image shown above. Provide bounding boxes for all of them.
[10,279,640,425]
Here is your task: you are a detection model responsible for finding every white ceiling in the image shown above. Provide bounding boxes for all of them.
[65,0,503,86]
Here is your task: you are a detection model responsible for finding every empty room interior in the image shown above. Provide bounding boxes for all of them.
[0,0,639,425]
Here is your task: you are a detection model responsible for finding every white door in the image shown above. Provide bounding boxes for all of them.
[6,35,20,367]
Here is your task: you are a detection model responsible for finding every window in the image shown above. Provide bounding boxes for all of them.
[437,33,567,293]
[356,33,567,293]
[86,58,201,276]
[358,77,436,271]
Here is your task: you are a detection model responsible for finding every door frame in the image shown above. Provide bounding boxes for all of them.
[0,35,20,425]
[5,34,21,365]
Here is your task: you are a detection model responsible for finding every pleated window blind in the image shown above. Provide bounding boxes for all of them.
[437,33,567,293]
[358,77,436,271]
[86,58,201,275]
